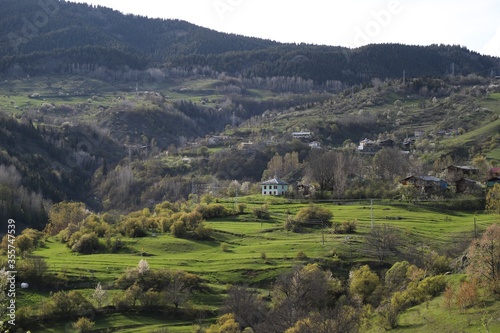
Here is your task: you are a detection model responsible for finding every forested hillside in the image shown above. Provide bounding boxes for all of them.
[1,0,499,83]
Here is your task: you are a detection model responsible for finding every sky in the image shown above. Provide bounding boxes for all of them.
[69,0,500,57]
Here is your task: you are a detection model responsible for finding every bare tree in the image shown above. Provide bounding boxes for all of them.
[221,285,266,330]
[372,148,411,182]
[306,150,336,194]
[364,224,401,264]
[165,271,190,309]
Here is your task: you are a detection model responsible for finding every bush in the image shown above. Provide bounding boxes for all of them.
[220,243,230,252]
[44,290,95,319]
[296,251,308,260]
[253,205,270,220]
[196,203,230,219]
[296,204,332,224]
[121,218,148,238]
[71,232,100,254]
[284,216,302,233]
[170,220,187,238]
[237,203,247,214]
[334,220,357,234]
[73,317,95,333]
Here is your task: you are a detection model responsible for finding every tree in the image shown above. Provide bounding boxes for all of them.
[306,150,336,194]
[455,279,479,312]
[364,224,401,264]
[92,282,107,308]
[348,265,381,303]
[486,185,500,215]
[221,285,266,330]
[45,202,88,236]
[372,148,411,182]
[137,259,150,275]
[165,270,189,309]
[466,223,500,294]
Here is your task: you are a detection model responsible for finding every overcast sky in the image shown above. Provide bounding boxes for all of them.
[69,0,500,57]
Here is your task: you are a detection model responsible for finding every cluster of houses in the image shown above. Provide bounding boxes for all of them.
[399,165,500,196]
[259,165,500,197]
[357,138,396,152]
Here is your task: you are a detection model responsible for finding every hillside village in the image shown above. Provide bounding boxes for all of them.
[1,1,500,332]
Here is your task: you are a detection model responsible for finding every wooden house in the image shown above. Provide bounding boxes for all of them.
[400,175,448,194]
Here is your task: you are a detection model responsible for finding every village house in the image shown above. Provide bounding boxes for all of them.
[455,178,484,195]
[309,141,321,149]
[357,138,376,152]
[237,141,254,150]
[400,175,448,194]
[443,165,479,181]
[292,132,313,139]
[261,178,289,196]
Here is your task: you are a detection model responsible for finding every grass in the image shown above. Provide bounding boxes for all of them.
[23,200,499,332]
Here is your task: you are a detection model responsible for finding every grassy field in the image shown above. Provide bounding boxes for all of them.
[22,199,499,332]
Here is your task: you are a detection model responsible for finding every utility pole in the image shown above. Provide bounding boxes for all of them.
[403,70,406,85]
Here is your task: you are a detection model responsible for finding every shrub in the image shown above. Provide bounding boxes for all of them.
[237,203,247,214]
[296,204,332,224]
[121,218,148,238]
[296,251,308,260]
[194,224,213,240]
[253,205,270,220]
[71,232,100,254]
[220,243,230,252]
[334,219,357,234]
[73,317,95,333]
[45,290,95,319]
[284,216,301,233]
[170,220,188,238]
[196,203,230,219]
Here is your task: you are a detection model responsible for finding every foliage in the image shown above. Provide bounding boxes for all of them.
[455,279,480,312]
[70,232,100,254]
[466,223,500,294]
[92,282,107,308]
[46,201,88,236]
[206,313,241,333]
[252,205,270,220]
[486,184,500,214]
[73,317,95,333]
[44,290,95,320]
[364,224,401,264]
[196,203,231,219]
[349,265,381,304]
[295,204,333,224]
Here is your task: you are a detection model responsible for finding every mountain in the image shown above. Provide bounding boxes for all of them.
[1,0,499,83]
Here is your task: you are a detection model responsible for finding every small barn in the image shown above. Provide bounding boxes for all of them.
[444,165,479,181]
[400,175,448,194]
[261,178,289,196]
[455,178,484,194]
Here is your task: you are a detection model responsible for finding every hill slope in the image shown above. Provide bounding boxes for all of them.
[0,0,499,83]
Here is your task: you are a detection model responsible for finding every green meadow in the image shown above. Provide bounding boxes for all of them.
[21,199,499,332]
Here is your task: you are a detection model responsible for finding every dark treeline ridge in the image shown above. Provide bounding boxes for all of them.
[1,0,499,83]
